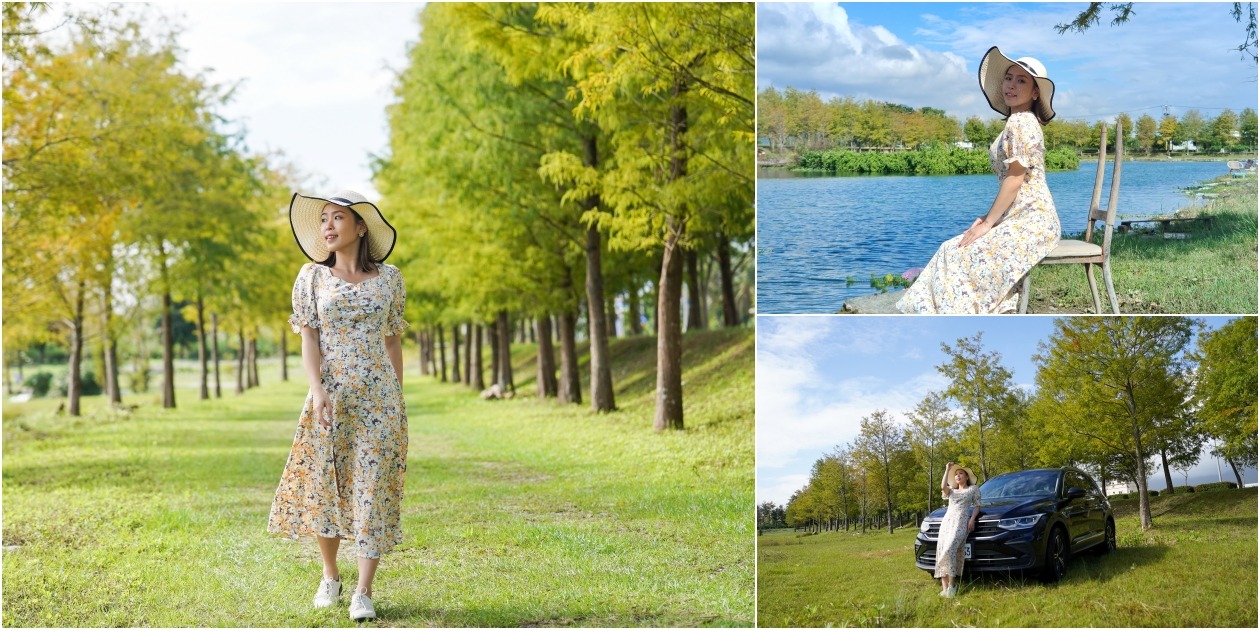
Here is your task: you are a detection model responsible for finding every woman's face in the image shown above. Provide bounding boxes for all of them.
[1002,64,1039,112]
[320,203,365,256]
[954,469,970,487]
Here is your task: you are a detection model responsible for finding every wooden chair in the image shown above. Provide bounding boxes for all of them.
[1227,160,1246,177]
[1018,121,1123,314]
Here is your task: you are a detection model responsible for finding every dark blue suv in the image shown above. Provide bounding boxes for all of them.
[914,467,1116,582]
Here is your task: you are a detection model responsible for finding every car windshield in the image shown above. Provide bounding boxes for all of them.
[979,470,1060,499]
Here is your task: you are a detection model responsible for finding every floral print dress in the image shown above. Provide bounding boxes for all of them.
[934,485,980,579]
[897,111,1060,313]
[268,262,410,559]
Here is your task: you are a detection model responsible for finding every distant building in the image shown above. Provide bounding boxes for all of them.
[953,141,974,150]
[1169,140,1199,152]
[1104,480,1137,496]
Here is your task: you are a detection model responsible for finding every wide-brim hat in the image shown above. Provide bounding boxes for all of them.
[288,190,396,262]
[978,46,1056,123]
[947,463,978,489]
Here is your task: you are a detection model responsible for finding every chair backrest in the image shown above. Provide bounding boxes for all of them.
[1227,160,1242,170]
[1083,121,1123,257]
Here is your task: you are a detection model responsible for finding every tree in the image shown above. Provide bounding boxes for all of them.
[1208,109,1240,152]
[1239,108,1258,149]
[905,391,956,514]
[1033,317,1198,530]
[1135,113,1158,155]
[1158,115,1179,152]
[853,410,910,534]
[1056,2,1257,62]
[937,332,1016,481]
[1192,317,1258,483]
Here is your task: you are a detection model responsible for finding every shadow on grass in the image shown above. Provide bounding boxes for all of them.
[952,544,1169,593]
[375,601,749,628]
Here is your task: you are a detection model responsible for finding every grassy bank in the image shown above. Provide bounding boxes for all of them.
[1026,174,1257,313]
[2,328,754,627]
[757,488,1257,627]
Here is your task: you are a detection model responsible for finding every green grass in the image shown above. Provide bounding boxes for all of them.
[2,328,754,627]
[757,488,1258,627]
[1026,174,1258,313]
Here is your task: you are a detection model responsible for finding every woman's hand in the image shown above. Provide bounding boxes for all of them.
[959,218,992,247]
[311,387,333,428]
[967,519,976,534]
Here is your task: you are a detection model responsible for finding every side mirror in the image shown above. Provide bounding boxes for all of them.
[1066,487,1086,500]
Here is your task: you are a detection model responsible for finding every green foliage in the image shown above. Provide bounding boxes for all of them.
[26,371,53,397]
[1195,481,1239,492]
[796,147,992,175]
[54,371,100,397]
[1192,317,1258,469]
[1044,147,1081,170]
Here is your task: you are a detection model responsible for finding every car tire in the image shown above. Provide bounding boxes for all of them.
[1094,518,1116,555]
[1039,526,1069,583]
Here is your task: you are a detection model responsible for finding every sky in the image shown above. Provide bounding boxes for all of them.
[132,1,428,200]
[756,315,1256,507]
[756,2,1259,124]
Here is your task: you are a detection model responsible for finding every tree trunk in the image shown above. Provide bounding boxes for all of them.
[280,330,288,382]
[605,292,617,339]
[102,288,121,404]
[558,310,581,405]
[716,233,739,327]
[437,324,447,383]
[654,81,688,432]
[535,315,558,398]
[197,294,209,400]
[627,281,644,336]
[489,321,500,388]
[451,324,461,384]
[582,135,615,413]
[685,247,704,331]
[1129,388,1153,529]
[161,288,176,409]
[1161,447,1175,494]
[496,310,514,393]
[1227,457,1244,486]
[212,313,221,398]
[67,278,86,417]
[415,330,427,376]
[463,322,473,386]
[236,327,246,395]
[472,324,485,391]
[249,331,259,388]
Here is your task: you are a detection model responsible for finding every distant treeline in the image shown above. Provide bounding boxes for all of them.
[759,86,1258,156]
[795,146,1080,175]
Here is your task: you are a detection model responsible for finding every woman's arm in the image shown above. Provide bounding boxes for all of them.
[301,325,333,428]
[967,490,981,533]
[959,161,1028,247]
[385,334,403,387]
[941,462,954,497]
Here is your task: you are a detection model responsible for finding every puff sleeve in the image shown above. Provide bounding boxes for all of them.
[383,265,409,337]
[1001,112,1045,172]
[288,263,320,334]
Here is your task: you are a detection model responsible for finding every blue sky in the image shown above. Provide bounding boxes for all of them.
[756,315,1254,507]
[756,2,1259,124]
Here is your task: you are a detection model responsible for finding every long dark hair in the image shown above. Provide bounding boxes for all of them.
[320,209,378,272]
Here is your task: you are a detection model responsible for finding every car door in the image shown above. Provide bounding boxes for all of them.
[1063,471,1100,546]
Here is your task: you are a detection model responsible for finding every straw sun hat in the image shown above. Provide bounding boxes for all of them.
[288,190,397,263]
[946,463,978,489]
[978,46,1056,123]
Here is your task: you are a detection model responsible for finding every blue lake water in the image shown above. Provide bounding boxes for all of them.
[756,160,1228,314]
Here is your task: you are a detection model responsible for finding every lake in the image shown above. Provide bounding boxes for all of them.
[756,160,1228,314]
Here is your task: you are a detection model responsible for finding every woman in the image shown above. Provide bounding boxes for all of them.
[898,47,1060,313]
[936,462,980,598]
[268,189,408,621]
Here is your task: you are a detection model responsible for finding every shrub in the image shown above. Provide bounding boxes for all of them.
[54,371,102,397]
[1148,489,1159,497]
[1045,147,1082,171]
[1195,481,1238,492]
[27,372,54,397]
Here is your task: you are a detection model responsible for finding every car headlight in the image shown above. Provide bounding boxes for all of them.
[920,519,936,533]
[997,514,1044,530]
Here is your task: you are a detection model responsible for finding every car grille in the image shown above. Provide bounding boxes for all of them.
[922,519,1001,540]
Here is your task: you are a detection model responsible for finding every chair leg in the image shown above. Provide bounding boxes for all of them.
[1084,263,1102,314]
[1018,272,1031,314]
[1102,259,1119,315]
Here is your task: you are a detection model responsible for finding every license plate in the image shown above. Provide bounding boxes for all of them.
[965,543,972,559]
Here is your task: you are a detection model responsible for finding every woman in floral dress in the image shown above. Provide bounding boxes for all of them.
[936,463,980,598]
[898,47,1060,313]
[268,190,408,622]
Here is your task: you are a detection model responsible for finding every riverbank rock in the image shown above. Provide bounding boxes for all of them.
[838,290,905,314]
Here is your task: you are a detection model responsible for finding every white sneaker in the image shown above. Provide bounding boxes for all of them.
[312,577,341,608]
[349,592,376,621]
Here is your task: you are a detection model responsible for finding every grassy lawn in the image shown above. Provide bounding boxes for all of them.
[1027,174,1257,313]
[757,488,1257,627]
[2,328,754,627]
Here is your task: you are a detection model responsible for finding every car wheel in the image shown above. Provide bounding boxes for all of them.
[1094,518,1116,555]
[1040,526,1069,583]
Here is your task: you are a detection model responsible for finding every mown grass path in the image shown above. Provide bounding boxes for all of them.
[758,489,1257,627]
[2,329,754,627]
